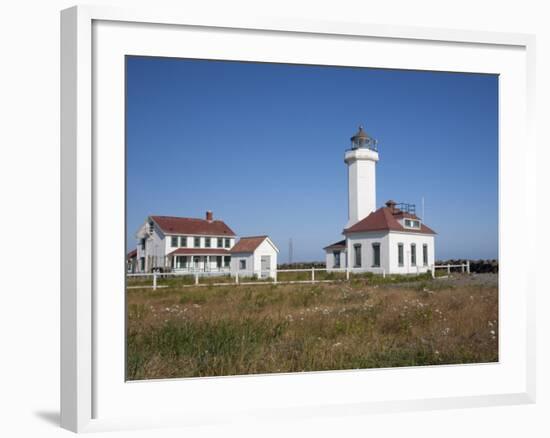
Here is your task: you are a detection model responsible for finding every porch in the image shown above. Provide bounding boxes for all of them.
[169,253,231,273]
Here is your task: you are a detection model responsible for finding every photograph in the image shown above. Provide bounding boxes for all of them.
[125,56,499,380]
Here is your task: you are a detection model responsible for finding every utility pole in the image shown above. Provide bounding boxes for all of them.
[288,238,293,264]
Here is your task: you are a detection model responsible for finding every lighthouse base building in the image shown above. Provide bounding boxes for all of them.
[325,200,436,274]
[324,126,436,275]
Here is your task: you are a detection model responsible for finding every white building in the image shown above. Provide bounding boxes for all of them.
[229,236,279,279]
[324,126,436,275]
[131,211,278,277]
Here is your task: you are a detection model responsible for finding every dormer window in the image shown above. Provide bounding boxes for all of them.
[404,219,421,229]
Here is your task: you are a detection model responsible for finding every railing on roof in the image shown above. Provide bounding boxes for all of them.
[348,138,378,152]
[394,203,416,215]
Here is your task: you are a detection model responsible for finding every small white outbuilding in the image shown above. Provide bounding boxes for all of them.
[229,236,279,279]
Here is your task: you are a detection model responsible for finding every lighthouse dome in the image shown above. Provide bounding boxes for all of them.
[350,125,377,151]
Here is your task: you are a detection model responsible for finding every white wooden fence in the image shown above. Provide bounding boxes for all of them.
[127,262,471,290]
[127,267,386,290]
[431,261,470,278]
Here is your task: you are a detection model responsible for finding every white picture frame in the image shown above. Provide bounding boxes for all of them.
[60,4,536,433]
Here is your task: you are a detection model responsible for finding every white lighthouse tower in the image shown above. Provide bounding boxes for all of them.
[345,125,379,228]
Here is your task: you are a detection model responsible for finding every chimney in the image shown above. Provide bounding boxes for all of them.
[206,210,213,222]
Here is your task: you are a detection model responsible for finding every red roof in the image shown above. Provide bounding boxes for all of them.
[126,249,137,259]
[393,211,419,220]
[323,239,346,250]
[151,215,236,236]
[168,248,230,256]
[229,236,268,253]
[344,207,436,235]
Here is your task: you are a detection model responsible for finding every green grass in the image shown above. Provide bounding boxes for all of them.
[127,274,498,380]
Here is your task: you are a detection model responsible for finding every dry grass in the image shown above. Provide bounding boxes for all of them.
[126,274,498,380]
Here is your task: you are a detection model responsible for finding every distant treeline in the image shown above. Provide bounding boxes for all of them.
[278,259,499,273]
[277,262,326,270]
[436,259,499,273]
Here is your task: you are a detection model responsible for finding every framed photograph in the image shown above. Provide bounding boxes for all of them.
[61,5,536,433]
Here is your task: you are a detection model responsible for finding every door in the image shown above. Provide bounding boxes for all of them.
[260,255,271,278]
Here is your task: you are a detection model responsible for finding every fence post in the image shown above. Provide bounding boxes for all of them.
[346,268,350,281]
[467,260,470,274]
[195,273,199,285]
[431,265,435,279]
[462,263,465,273]
[236,272,239,284]
[311,267,315,282]
[447,264,451,275]
[274,270,277,284]
[382,269,386,278]
[153,272,157,290]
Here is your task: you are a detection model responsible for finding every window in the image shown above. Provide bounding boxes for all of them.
[217,237,223,248]
[194,237,201,248]
[180,236,187,247]
[171,236,178,247]
[398,243,404,267]
[372,243,380,267]
[205,237,211,248]
[404,219,420,229]
[224,238,230,248]
[334,251,341,268]
[354,244,362,268]
[411,243,416,266]
[216,256,222,268]
[175,255,187,269]
[224,256,230,268]
[140,238,146,250]
[423,244,428,266]
[239,259,246,270]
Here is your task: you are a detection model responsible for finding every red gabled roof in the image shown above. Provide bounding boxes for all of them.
[229,236,268,253]
[126,249,137,259]
[168,248,230,256]
[150,215,236,236]
[344,207,436,235]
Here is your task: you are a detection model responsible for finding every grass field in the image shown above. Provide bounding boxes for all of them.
[126,273,498,380]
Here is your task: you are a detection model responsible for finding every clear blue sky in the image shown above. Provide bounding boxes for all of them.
[126,56,498,262]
